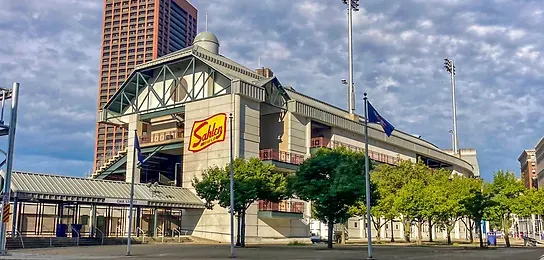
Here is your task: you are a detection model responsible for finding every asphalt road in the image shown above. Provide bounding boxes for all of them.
[1,244,544,260]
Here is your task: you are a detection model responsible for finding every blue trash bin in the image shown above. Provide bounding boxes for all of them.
[71,224,82,237]
[56,223,68,237]
[487,232,497,246]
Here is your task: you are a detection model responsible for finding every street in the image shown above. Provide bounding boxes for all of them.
[0,244,543,260]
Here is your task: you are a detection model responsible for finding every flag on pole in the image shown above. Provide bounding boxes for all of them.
[134,133,144,165]
[367,101,395,137]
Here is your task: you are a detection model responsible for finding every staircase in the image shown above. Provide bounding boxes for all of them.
[5,237,137,250]
[91,146,127,179]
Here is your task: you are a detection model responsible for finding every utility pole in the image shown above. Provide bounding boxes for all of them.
[342,0,359,114]
[0,82,20,256]
[444,58,459,156]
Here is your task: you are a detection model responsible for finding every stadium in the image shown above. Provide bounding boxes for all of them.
[2,31,479,242]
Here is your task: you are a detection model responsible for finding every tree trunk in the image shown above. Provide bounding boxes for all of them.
[428,218,433,242]
[241,210,246,247]
[236,215,241,246]
[503,216,511,248]
[468,219,474,243]
[390,220,395,242]
[403,219,411,242]
[341,222,346,244]
[477,218,484,248]
[417,221,422,245]
[372,219,381,242]
[327,221,334,249]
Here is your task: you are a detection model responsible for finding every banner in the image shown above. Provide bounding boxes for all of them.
[188,113,227,152]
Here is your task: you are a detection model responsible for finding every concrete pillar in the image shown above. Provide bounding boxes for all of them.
[455,221,460,240]
[11,197,17,237]
[125,114,143,183]
[153,207,159,237]
[90,204,97,238]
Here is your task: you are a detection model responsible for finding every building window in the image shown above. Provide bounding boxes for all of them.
[354,222,358,228]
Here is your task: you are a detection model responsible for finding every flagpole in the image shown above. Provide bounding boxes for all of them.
[126,130,137,256]
[363,93,374,260]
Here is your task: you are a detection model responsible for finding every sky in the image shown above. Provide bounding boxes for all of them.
[0,0,542,180]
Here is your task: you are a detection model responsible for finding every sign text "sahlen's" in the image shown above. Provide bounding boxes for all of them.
[188,113,227,152]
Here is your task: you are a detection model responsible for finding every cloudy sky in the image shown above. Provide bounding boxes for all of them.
[0,0,541,180]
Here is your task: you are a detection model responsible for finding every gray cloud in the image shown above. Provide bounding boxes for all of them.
[0,0,540,179]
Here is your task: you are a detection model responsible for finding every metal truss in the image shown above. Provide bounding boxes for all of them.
[104,56,231,121]
[263,78,289,109]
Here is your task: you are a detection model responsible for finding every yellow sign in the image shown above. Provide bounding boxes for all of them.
[188,113,227,152]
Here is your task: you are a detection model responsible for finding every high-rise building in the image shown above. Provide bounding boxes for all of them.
[518,149,537,189]
[94,0,197,172]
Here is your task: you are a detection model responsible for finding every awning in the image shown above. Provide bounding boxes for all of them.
[0,171,205,209]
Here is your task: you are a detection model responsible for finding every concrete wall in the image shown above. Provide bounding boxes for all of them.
[259,113,285,150]
[330,127,416,162]
[288,113,307,155]
[181,94,234,242]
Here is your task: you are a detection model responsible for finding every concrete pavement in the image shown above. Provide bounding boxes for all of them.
[1,243,543,260]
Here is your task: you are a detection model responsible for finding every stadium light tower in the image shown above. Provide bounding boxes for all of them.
[342,0,359,115]
[444,58,459,156]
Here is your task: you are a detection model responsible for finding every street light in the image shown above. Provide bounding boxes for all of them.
[228,113,235,258]
[341,0,359,115]
[341,79,348,110]
[444,58,459,157]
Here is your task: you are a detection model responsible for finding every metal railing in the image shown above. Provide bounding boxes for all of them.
[70,226,79,246]
[13,229,24,249]
[41,225,53,247]
[95,142,126,170]
[311,137,400,165]
[172,228,182,243]
[259,149,305,165]
[140,129,184,144]
[137,227,146,244]
[258,200,305,214]
[156,226,164,243]
[94,227,104,245]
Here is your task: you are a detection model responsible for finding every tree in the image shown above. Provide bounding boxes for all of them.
[192,157,288,247]
[512,188,539,239]
[393,159,433,245]
[484,170,526,247]
[456,177,485,245]
[289,147,367,249]
[428,172,473,245]
[349,164,397,242]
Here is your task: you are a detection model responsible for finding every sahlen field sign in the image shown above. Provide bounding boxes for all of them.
[188,113,227,152]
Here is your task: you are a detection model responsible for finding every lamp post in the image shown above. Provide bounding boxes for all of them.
[228,113,235,258]
[341,0,359,115]
[444,58,459,157]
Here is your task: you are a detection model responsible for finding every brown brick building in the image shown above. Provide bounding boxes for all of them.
[518,149,537,189]
[94,0,197,171]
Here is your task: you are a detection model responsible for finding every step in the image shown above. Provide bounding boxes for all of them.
[133,236,193,244]
[5,237,140,250]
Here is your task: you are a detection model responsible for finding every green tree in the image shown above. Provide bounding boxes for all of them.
[192,157,288,247]
[393,159,433,245]
[289,147,367,249]
[512,188,539,239]
[428,172,473,245]
[349,164,397,242]
[484,170,526,247]
[456,176,486,245]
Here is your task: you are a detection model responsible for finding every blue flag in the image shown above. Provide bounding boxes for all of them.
[134,133,144,165]
[367,102,395,137]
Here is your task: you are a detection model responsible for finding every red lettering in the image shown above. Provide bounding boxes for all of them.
[192,121,208,148]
